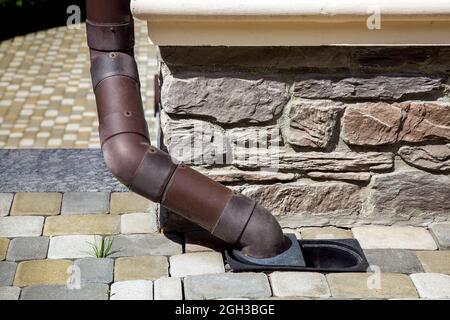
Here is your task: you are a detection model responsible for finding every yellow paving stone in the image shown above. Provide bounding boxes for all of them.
[43,214,120,236]
[114,256,168,281]
[0,238,9,261]
[14,259,72,287]
[416,250,450,275]
[300,227,353,239]
[11,192,62,216]
[110,192,152,215]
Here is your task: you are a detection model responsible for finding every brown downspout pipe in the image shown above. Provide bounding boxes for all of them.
[85,0,288,258]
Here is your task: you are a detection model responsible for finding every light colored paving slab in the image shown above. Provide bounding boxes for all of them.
[6,237,49,262]
[20,284,109,300]
[114,256,168,281]
[327,273,418,299]
[0,216,44,237]
[74,258,114,284]
[110,280,153,300]
[0,262,17,286]
[0,238,9,261]
[170,252,225,277]
[154,277,183,300]
[109,234,183,257]
[300,227,353,239]
[282,228,302,239]
[0,193,13,216]
[364,249,424,274]
[121,212,158,234]
[185,230,229,253]
[13,260,72,287]
[43,214,120,236]
[410,273,450,299]
[416,251,450,275]
[110,192,155,215]
[48,235,97,259]
[0,286,21,300]
[61,192,109,215]
[10,192,61,216]
[269,272,331,298]
[430,222,450,249]
[352,226,437,250]
[184,273,272,300]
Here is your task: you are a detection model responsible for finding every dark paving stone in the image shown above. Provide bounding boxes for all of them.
[364,249,424,274]
[6,237,49,262]
[20,284,109,300]
[0,262,17,286]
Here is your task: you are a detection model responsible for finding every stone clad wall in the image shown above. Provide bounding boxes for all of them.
[158,46,450,228]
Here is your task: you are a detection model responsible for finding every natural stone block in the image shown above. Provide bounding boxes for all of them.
[269,272,331,298]
[169,252,225,277]
[74,258,114,284]
[300,227,353,240]
[327,273,418,299]
[365,172,450,222]
[43,214,120,236]
[364,249,424,274]
[154,277,183,300]
[293,75,444,101]
[429,222,450,249]
[399,145,450,172]
[61,192,110,215]
[0,286,21,300]
[352,227,437,250]
[410,273,450,299]
[21,284,109,300]
[10,192,61,216]
[0,238,9,261]
[342,102,450,146]
[185,231,229,253]
[286,101,343,149]
[200,167,296,183]
[110,280,153,300]
[416,251,450,274]
[6,237,49,262]
[121,212,158,234]
[0,216,44,237]
[0,262,17,286]
[109,234,183,257]
[306,172,371,182]
[48,235,98,259]
[184,273,272,300]
[13,260,71,287]
[0,193,13,216]
[162,73,289,124]
[242,182,361,217]
[114,256,168,281]
[110,192,154,215]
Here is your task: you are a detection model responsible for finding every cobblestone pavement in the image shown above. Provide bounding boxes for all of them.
[1,191,450,300]
[0,21,157,149]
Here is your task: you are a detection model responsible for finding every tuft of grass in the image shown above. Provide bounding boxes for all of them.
[87,236,114,258]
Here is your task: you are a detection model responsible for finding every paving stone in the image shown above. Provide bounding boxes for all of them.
[154,277,183,300]
[300,227,353,239]
[6,237,49,262]
[352,227,437,250]
[10,192,61,216]
[184,273,272,300]
[170,252,225,277]
[0,193,13,216]
[0,262,17,286]
[364,249,424,274]
[110,280,153,300]
[185,230,229,253]
[43,214,120,236]
[20,284,109,300]
[13,260,72,287]
[74,258,114,284]
[109,234,183,257]
[416,251,450,274]
[61,192,110,215]
[110,192,155,215]
[410,273,450,299]
[327,273,418,299]
[115,256,168,281]
[0,216,44,237]
[121,212,158,234]
[282,228,302,240]
[269,272,331,298]
[0,286,21,300]
[0,238,9,261]
[430,222,450,249]
[48,235,98,259]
